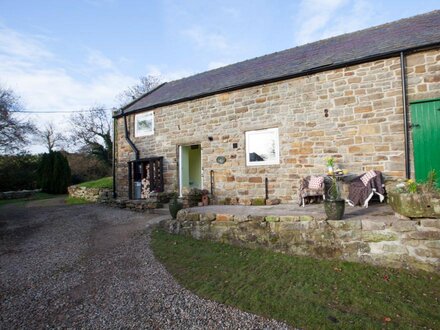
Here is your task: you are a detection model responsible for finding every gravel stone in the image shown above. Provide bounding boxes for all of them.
[0,200,291,329]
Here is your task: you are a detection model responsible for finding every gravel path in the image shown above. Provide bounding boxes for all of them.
[0,201,290,329]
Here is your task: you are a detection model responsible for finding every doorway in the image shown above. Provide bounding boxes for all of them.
[179,145,202,196]
[410,98,440,187]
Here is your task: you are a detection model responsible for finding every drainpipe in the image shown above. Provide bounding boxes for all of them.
[112,116,117,198]
[400,52,411,179]
[122,109,140,200]
[122,109,140,160]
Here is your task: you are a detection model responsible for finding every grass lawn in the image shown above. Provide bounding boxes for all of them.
[152,229,440,329]
[78,177,112,189]
[0,192,58,207]
[65,196,92,205]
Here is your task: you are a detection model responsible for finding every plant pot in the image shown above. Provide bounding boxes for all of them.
[388,191,440,218]
[169,198,183,219]
[324,199,345,220]
[202,195,209,206]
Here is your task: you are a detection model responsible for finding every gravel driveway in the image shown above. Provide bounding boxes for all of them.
[0,199,289,329]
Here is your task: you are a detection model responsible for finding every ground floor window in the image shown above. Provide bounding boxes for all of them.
[245,127,279,166]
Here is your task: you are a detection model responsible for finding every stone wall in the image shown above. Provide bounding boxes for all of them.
[0,189,41,200]
[162,210,440,273]
[115,48,440,202]
[68,185,112,202]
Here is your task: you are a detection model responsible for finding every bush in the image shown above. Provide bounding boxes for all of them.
[37,151,71,194]
[0,154,41,191]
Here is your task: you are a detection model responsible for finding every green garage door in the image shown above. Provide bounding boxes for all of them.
[410,98,440,186]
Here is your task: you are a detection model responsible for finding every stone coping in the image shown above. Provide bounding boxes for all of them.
[187,203,398,222]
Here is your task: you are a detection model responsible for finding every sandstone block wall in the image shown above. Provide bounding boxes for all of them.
[162,210,440,273]
[115,48,440,202]
[68,186,112,202]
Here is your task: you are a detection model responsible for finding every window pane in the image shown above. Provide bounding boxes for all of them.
[246,128,279,166]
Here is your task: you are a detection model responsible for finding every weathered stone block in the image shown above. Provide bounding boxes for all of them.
[382,243,408,254]
[299,215,314,222]
[362,219,386,230]
[420,219,440,229]
[200,213,216,222]
[392,220,416,232]
[425,240,440,249]
[327,220,361,230]
[234,215,250,223]
[186,213,200,221]
[408,231,440,240]
[216,214,234,222]
[280,221,317,231]
[176,210,188,221]
[413,248,440,258]
[265,216,280,222]
[265,198,281,205]
[279,215,300,222]
[362,231,398,242]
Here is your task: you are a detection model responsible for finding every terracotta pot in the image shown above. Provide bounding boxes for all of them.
[202,195,209,206]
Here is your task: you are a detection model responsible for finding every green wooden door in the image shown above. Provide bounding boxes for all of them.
[410,98,440,186]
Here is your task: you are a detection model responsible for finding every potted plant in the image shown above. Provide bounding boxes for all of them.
[169,192,183,219]
[326,157,335,175]
[324,175,345,220]
[388,170,440,218]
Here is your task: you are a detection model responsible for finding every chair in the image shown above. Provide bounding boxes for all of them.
[347,170,386,207]
[298,176,325,207]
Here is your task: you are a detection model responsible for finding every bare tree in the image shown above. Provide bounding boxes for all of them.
[0,86,35,154]
[69,107,112,166]
[36,122,66,152]
[118,75,162,107]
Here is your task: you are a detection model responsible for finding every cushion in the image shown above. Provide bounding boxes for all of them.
[308,176,324,189]
[361,170,377,186]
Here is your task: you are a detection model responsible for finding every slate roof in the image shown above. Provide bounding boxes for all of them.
[120,10,440,115]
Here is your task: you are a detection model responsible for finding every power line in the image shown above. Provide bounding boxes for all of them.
[10,108,116,114]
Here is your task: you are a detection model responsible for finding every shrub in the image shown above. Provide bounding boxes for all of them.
[37,151,71,194]
[0,154,41,191]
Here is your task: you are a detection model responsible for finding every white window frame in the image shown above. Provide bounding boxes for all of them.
[134,112,154,137]
[245,127,280,166]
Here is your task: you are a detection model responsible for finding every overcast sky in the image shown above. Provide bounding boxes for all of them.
[1,0,439,153]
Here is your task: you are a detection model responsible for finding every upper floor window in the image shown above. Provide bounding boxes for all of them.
[245,127,279,166]
[135,112,154,137]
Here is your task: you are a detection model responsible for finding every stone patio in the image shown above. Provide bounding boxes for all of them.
[188,202,396,222]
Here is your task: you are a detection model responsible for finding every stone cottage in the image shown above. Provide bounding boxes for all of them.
[113,11,440,203]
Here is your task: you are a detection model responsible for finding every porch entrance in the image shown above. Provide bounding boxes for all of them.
[410,98,440,186]
[179,145,202,196]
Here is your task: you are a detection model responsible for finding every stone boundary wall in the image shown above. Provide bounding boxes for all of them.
[68,185,112,202]
[162,211,440,273]
[0,189,41,200]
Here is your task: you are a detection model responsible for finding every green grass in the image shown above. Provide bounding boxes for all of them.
[151,229,440,329]
[0,192,58,207]
[65,196,91,205]
[78,177,112,189]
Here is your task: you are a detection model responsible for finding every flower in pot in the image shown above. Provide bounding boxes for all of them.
[326,157,335,175]
[169,192,183,219]
[324,175,345,220]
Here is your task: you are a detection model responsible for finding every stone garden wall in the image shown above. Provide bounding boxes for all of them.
[67,185,112,202]
[115,48,440,202]
[0,189,41,200]
[162,210,440,273]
